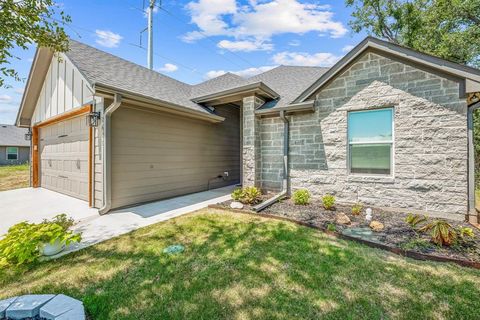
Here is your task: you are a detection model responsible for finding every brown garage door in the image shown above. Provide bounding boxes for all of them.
[39,115,89,201]
[111,105,240,209]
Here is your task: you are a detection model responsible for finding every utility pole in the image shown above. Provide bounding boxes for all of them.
[147,0,155,69]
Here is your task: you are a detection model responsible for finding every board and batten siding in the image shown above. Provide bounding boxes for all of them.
[32,54,93,124]
[110,104,240,209]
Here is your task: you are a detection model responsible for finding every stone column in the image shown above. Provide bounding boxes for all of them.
[242,95,264,187]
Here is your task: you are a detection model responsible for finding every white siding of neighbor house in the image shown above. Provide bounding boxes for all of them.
[32,53,93,124]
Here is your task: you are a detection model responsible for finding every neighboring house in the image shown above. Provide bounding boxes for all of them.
[0,124,30,166]
[15,36,480,223]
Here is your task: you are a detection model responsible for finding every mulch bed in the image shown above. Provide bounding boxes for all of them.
[214,198,480,268]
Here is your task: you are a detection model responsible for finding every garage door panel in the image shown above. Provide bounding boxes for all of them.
[39,115,89,201]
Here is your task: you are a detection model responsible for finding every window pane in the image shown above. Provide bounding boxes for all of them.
[350,144,391,175]
[7,154,18,160]
[7,147,17,153]
[348,108,393,143]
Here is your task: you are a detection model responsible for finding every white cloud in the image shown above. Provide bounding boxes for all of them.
[183,0,347,51]
[272,51,340,67]
[157,63,178,73]
[205,65,276,79]
[0,95,13,103]
[217,39,272,52]
[14,88,24,95]
[342,44,355,52]
[95,30,123,48]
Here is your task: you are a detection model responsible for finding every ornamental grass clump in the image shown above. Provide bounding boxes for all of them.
[292,189,311,205]
[322,194,335,210]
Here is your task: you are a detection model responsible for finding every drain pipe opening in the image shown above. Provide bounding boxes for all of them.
[253,110,289,212]
[99,93,122,215]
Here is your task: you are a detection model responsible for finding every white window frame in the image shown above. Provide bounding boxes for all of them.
[347,107,395,177]
[6,147,18,161]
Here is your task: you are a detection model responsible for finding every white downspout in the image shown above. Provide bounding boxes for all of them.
[253,110,289,212]
[99,93,122,215]
[467,101,480,223]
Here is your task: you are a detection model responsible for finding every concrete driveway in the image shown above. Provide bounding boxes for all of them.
[0,186,234,256]
[0,188,98,235]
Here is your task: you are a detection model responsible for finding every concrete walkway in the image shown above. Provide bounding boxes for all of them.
[0,186,234,257]
[59,185,234,257]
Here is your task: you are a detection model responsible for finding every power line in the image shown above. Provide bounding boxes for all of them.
[46,16,205,79]
[123,0,258,69]
[157,6,257,68]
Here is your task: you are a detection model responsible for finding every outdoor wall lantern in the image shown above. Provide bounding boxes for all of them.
[86,112,101,127]
[24,129,32,141]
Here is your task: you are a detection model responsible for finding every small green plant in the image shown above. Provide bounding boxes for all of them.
[400,237,434,252]
[419,220,457,246]
[322,194,335,210]
[0,216,81,267]
[326,223,337,232]
[405,213,427,230]
[458,226,475,242]
[231,188,243,201]
[351,203,363,216]
[292,189,311,205]
[45,213,75,230]
[241,186,262,204]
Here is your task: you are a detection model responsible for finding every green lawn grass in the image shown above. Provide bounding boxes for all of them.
[0,163,29,191]
[1,209,480,319]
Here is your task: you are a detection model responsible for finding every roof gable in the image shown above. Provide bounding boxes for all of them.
[0,124,29,146]
[296,37,480,102]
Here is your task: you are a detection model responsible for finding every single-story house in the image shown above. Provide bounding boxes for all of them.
[15,36,480,222]
[0,124,30,165]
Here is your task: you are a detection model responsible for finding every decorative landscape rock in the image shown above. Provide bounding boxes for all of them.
[370,221,385,232]
[335,212,351,225]
[342,227,382,243]
[230,201,244,209]
[0,294,85,320]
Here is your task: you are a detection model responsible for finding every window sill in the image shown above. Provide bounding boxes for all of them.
[347,175,395,184]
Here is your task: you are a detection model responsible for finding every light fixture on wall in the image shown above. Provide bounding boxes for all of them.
[86,112,101,127]
[24,129,32,141]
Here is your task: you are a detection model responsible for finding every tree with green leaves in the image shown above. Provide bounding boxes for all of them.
[0,0,71,88]
[346,0,480,67]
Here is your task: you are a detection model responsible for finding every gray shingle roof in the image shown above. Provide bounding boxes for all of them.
[66,40,328,113]
[0,124,30,147]
[67,40,207,113]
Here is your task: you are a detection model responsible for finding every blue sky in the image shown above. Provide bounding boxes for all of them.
[0,0,367,124]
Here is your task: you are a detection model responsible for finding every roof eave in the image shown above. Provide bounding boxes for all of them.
[255,100,315,116]
[95,83,225,123]
[191,82,280,104]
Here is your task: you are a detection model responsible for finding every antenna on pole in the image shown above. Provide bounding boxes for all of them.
[147,0,155,69]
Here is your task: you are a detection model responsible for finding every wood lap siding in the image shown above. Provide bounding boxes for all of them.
[110,104,240,209]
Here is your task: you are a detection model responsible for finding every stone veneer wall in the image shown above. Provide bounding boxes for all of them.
[257,51,468,217]
[242,96,264,187]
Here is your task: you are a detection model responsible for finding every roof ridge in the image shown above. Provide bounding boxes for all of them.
[68,39,192,88]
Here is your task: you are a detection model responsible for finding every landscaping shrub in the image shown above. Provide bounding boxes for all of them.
[322,194,335,210]
[241,186,262,204]
[458,226,475,239]
[0,215,81,267]
[231,188,243,201]
[419,220,457,246]
[351,203,363,215]
[292,189,310,205]
[405,213,427,230]
[231,187,262,205]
